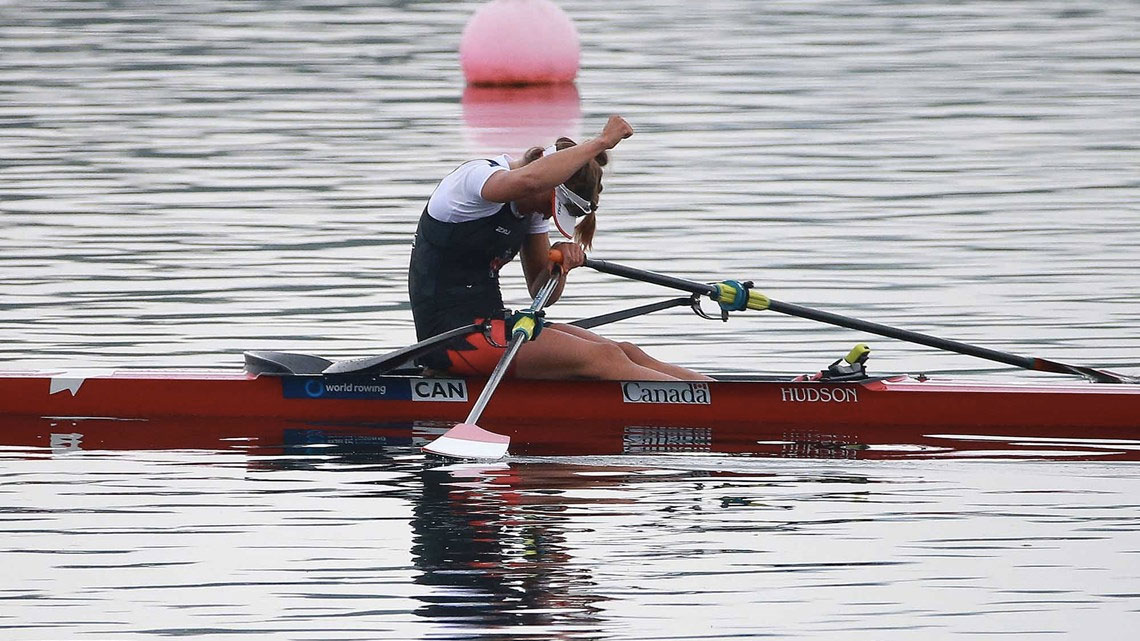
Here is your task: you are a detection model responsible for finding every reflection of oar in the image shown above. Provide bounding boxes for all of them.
[574,253,1136,384]
[422,267,562,460]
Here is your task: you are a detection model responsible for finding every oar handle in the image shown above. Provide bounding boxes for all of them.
[587,257,721,298]
[551,248,714,295]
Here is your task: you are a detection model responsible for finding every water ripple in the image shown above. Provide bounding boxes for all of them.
[3,1,1140,638]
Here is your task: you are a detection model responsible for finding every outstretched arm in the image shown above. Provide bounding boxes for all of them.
[480,116,633,203]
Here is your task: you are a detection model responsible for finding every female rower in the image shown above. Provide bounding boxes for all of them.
[409,115,711,382]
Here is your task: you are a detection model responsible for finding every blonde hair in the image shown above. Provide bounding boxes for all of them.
[523,137,608,250]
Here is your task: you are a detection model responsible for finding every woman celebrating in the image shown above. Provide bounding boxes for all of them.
[409,115,710,382]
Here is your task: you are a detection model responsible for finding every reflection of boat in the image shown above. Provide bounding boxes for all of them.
[0,415,414,456]
[2,368,1139,460]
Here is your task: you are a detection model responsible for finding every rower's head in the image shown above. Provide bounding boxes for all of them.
[523,137,606,250]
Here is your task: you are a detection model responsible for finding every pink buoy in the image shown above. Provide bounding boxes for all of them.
[460,0,580,86]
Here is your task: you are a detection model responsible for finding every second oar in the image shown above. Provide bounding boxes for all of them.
[578,255,1135,384]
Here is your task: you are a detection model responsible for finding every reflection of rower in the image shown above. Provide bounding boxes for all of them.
[411,465,604,630]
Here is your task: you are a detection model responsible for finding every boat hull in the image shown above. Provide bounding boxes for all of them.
[2,370,1138,433]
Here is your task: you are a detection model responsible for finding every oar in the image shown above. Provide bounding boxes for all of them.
[571,253,1136,385]
[324,322,486,375]
[422,266,563,459]
[306,299,682,377]
[570,297,692,329]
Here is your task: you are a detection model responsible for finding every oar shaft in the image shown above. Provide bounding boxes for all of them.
[584,258,716,297]
[463,331,526,424]
[585,257,1034,369]
[765,299,1035,371]
[570,297,692,329]
[462,269,561,426]
[580,254,1132,383]
[324,322,485,375]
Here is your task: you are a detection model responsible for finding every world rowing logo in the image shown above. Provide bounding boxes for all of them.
[304,379,325,398]
[282,376,407,401]
[282,374,417,399]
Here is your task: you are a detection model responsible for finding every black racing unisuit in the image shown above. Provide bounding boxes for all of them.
[408,161,530,368]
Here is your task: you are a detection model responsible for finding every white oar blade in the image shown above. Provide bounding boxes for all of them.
[422,423,510,460]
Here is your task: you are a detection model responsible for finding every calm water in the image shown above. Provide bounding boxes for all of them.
[4,444,1140,640]
[2,0,1140,638]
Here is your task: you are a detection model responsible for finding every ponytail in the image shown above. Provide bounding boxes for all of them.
[574,211,596,250]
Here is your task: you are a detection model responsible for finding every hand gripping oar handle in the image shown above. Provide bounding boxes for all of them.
[569,252,1135,385]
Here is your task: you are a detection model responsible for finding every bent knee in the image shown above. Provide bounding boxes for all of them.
[617,341,646,358]
[573,342,630,377]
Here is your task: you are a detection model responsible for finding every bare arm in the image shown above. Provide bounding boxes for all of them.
[521,234,566,303]
[481,116,634,203]
[520,236,587,304]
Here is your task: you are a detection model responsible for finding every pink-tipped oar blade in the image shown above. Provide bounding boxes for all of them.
[422,423,511,460]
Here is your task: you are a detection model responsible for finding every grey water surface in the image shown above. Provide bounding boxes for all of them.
[2,1,1139,639]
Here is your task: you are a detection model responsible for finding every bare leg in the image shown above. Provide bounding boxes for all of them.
[547,324,714,381]
[515,326,680,381]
